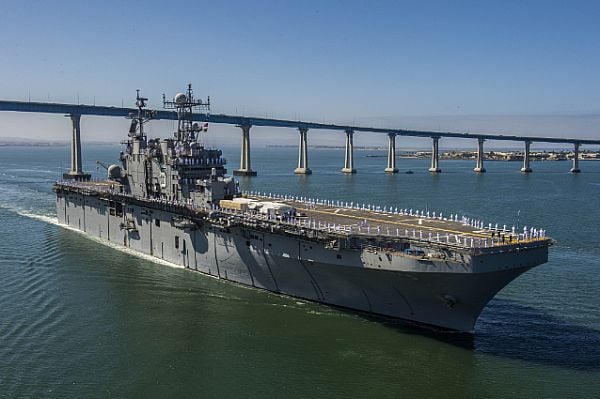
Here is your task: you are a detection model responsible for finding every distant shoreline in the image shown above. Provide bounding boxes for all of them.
[267,144,388,150]
[369,151,600,161]
[265,145,600,161]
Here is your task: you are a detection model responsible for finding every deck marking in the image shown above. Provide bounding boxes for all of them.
[297,206,491,238]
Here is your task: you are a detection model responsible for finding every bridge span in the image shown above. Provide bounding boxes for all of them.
[1,99,598,177]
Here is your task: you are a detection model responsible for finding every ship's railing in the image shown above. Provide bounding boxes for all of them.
[55,181,550,252]
[239,190,550,251]
[207,204,549,253]
[174,156,227,167]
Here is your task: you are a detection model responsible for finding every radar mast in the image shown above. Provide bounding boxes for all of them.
[163,83,210,144]
[126,90,155,140]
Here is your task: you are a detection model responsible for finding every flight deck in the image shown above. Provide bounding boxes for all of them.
[249,194,550,251]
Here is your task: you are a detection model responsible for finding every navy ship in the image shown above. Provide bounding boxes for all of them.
[53,86,552,332]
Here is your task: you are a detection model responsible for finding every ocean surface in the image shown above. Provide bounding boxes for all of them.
[1,144,599,398]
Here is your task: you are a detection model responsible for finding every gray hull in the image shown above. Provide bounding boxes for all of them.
[56,191,547,332]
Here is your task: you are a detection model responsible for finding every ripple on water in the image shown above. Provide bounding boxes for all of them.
[2,149,600,397]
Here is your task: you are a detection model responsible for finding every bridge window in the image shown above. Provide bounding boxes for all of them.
[155,219,160,227]
[175,236,180,249]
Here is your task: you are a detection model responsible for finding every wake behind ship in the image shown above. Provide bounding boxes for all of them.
[53,86,552,332]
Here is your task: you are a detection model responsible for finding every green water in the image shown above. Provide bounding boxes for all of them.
[0,145,598,398]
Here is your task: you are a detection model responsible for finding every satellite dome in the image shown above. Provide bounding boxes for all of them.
[107,164,122,180]
[174,93,188,104]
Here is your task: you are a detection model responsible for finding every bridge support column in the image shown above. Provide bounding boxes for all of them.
[63,113,90,181]
[341,129,356,173]
[474,137,486,173]
[521,140,532,173]
[294,128,311,174]
[384,133,398,173]
[428,136,441,173]
[233,124,257,176]
[570,143,581,173]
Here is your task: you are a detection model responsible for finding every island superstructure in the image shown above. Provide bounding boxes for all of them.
[53,86,552,332]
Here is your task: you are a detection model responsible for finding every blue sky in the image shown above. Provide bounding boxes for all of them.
[0,0,599,148]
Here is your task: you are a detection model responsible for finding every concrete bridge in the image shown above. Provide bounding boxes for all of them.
[1,99,599,178]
